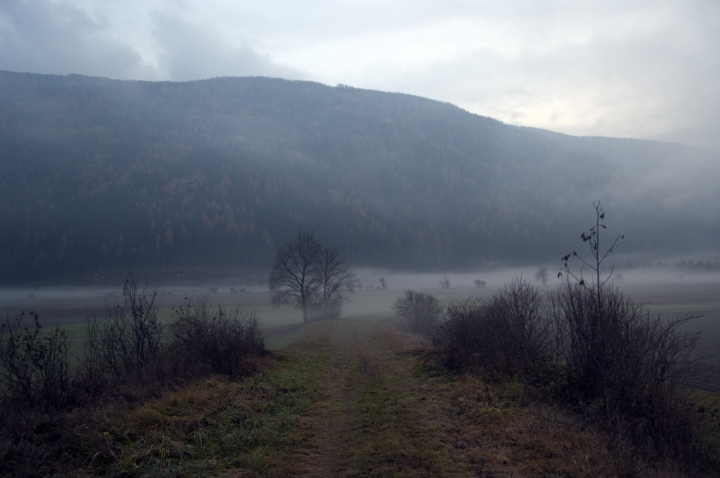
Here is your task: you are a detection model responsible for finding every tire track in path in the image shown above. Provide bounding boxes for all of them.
[270,317,471,477]
[265,316,636,477]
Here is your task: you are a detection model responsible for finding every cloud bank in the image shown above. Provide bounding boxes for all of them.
[0,0,305,82]
[1,0,718,150]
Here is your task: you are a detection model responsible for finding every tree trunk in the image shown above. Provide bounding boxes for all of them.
[302,300,309,323]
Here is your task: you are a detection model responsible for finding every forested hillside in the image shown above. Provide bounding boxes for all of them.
[1,71,718,284]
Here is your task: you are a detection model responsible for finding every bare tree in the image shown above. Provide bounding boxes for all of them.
[534,267,549,286]
[439,276,450,289]
[269,230,324,323]
[474,279,486,288]
[379,277,387,290]
[269,230,356,323]
[84,272,162,381]
[560,201,624,301]
[316,245,357,319]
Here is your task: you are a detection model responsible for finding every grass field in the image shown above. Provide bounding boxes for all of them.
[45,315,717,476]
[2,280,719,376]
[2,279,720,476]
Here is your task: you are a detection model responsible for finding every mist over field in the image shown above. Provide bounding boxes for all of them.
[1,0,719,398]
[4,3,720,475]
[2,261,718,330]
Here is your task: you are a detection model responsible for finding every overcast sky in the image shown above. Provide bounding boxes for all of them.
[1,0,719,150]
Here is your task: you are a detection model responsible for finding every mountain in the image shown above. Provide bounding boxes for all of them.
[1,71,718,284]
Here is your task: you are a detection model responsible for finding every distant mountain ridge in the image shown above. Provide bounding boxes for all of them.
[1,71,718,284]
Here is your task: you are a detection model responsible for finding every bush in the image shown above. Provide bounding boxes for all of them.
[169,298,268,377]
[0,311,72,412]
[82,273,163,385]
[548,281,703,457]
[553,203,704,459]
[392,290,442,338]
[0,272,272,477]
[429,204,708,464]
[432,278,553,382]
[430,277,705,461]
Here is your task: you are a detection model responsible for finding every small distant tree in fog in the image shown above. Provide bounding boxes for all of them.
[534,267,549,286]
[474,279,486,288]
[316,245,357,319]
[269,229,355,323]
[379,277,387,290]
[439,276,450,289]
[269,230,324,323]
[393,291,442,338]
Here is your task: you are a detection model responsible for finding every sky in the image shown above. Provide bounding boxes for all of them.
[1,0,719,151]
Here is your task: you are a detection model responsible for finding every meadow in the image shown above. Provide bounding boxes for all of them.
[2,276,718,356]
[2,276,718,390]
[1,275,720,476]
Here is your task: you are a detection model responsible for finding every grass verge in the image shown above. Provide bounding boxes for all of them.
[71,323,330,476]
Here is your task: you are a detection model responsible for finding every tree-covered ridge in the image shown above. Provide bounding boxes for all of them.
[0,71,718,284]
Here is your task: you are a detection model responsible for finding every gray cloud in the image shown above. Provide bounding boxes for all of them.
[0,0,718,150]
[150,9,305,81]
[0,0,306,82]
[346,1,720,150]
[0,0,154,79]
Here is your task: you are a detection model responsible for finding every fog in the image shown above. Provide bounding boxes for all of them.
[355,263,720,292]
[3,259,717,322]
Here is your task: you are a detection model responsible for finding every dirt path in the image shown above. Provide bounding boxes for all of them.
[262,316,645,477]
[270,315,471,477]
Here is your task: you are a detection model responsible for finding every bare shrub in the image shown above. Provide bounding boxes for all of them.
[169,298,268,377]
[392,291,442,338]
[429,298,487,371]
[0,311,72,412]
[82,272,163,384]
[488,279,553,380]
[555,203,705,460]
[548,282,703,459]
[432,278,553,382]
[430,274,706,462]
[0,311,78,478]
[0,273,272,477]
[428,204,708,464]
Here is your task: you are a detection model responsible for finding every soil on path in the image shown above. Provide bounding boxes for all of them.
[265,315,619,477]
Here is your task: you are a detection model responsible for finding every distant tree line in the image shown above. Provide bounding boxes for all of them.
[1,71,718,284]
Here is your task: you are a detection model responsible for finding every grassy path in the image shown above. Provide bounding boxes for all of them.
[96,315,657,477]
[272,315,470,477]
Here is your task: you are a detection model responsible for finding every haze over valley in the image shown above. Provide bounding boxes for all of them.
[1,71,718,287]
[4,2,720,475]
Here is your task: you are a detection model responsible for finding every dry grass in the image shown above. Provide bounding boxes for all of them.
[82,329,329,476]
[3,316,718,476]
